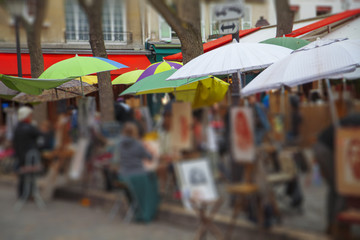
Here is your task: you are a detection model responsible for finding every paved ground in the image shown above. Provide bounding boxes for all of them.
[0,185,194,240]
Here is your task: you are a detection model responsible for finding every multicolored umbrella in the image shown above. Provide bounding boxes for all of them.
[136,61,182,82]
[112,69,145,85]
[260,37,310,50]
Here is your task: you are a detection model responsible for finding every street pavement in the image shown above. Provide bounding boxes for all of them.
[0,185,194,240]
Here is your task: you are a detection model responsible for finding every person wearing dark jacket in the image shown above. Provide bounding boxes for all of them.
[13,106,42,199]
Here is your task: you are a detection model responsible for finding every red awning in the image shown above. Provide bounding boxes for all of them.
[286,8,360,38]
[0,53,151,79]
[163,27,261,62]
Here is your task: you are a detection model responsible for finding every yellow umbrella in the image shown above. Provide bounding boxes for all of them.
[112,70,145,85]
[75,75,98,85]
[120,69,229,108]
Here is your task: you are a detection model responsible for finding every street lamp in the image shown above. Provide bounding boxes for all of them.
[6,0,25,78]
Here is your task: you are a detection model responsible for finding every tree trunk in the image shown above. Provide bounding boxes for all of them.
[176,0,203,64]
[148,0,203,64]
[79,0,115,123]
[275,0,294,37]
[21,0,47,78]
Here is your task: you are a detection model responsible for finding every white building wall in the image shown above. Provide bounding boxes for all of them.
[290,0,344,19]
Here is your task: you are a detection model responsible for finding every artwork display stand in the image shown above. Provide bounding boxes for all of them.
[191,198,224,240]
[226,164,259,240]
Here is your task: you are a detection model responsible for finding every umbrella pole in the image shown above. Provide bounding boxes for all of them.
[237,70,243,103]
[237,70,242,90]
[342,77,347,100]
[325,78,339,127]
[80,76,84,97]
[280,85,286,138]
[281,86,285,116]
[227,75,231,105]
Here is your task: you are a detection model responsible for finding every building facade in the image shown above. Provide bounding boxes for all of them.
[0,0,359,75]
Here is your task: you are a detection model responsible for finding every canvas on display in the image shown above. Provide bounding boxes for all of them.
[336,127,360,197]
[175,158,218,211]
[230,107,255,162]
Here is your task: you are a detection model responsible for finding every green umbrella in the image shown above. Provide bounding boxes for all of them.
[39,55,128,79]
[112,70,145,85]
[0,74,73,95]
[120,69,209,95]
[39,55,127,95]
[260,37,310,50]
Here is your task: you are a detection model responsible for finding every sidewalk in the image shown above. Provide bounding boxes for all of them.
[0,174,330,240]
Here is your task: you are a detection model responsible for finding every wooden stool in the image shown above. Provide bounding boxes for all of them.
[226,183,259,239]
[334,196,360,240]
[190,198,224,240]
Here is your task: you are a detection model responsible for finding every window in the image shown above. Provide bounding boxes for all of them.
[316,6,332,16]
[210,4,219,36]
[159,16,172,42]
[102,0,126,41]
[65,0,126,42]
[241,5,251,30]
[65,0,89,41]
[159,4,206,42]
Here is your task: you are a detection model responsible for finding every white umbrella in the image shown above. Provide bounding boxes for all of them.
[241,38,360,125]
[166,41,292,80]
[330,68,360,80]
[241,38,360,96]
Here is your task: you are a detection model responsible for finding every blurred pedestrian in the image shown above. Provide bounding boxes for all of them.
[287,94,303,145]
[248,95,271,146]
[39,120,55,173]
[114,97,133,125]
[12,106,42,199]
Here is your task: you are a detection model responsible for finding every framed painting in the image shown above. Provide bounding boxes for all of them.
[230,107,255,162]
[171,102,193,150]
[175,158,218,210]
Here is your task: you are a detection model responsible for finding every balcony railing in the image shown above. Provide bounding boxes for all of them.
[64,31,132,43]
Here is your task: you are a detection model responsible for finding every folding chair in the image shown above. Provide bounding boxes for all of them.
[109,179,137,222]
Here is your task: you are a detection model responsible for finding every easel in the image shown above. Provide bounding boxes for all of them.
[191,198,224,240]
[226,171,259,239]
[40,146,74,200]
[39,113,74,201]
[226,146,283,239]
[14,149,46,211]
